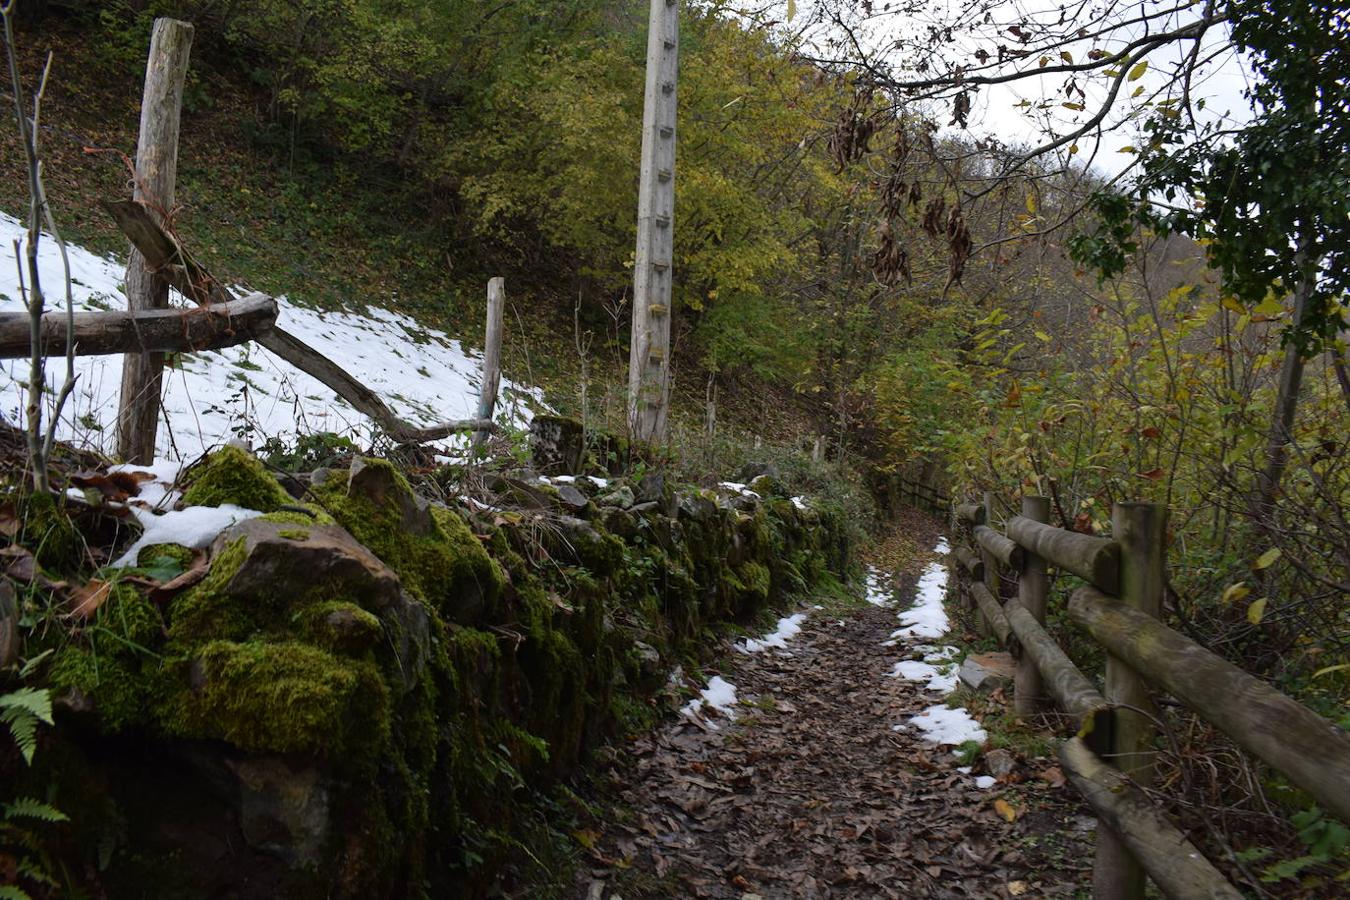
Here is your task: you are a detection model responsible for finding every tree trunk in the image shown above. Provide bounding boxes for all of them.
[1249,235,1317,523]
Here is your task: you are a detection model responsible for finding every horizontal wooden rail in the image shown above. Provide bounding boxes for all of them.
[973,524,1022,569]
[954,545,984,580]
[1004,597,1113,750]
[0,293,276,358]
[1059,738,1244,900]
[955,502,985,525]
[1007,515,1119,592]
[1070,586,1350,825]
[969,580,1012,645]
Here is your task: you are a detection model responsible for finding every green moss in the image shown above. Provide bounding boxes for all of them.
[165,537,268,645]
[21,491,82,574]
[297,600,382,654]
[96,584,165,651]
[309,459,504,622]
[260,505,336,526]
[278,528,311,541]
[182,445,291,512]
[135,542,195,570]
[161,639,390,765]
[49,649,149,732]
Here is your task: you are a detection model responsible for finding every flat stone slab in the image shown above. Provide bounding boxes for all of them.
[959,651,1017,693]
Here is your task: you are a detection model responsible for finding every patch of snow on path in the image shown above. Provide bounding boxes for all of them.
[737,613,807,654]
[904,705,987,746]
[681,676,739,728]
[863,566,893,606]
[879,537,991,749]
[0,212,546,458]
[892,554,952,640]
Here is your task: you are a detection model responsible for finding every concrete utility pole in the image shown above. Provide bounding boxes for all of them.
[627,0,678,444]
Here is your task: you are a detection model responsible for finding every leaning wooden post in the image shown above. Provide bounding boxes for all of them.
[627,0,678,444]
[472,277,505,450]
[1014,495,1049,717]
[1093,502,1167,900]
[116,17,193,464]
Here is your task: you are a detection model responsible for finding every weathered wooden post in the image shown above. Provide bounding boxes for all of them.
[116,17,193,464]
[627,0,678,444]
[1094,502,1167,900]
[472,277,505,450]
[977,491,998,636]
[1014,496,1049,717]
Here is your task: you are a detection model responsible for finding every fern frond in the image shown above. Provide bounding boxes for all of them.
[0,885,34,900]
[3,797,69,823]
[14,856,58,887]
[0,688,54,765]
[0,688,54,726]
[1,708,38,765]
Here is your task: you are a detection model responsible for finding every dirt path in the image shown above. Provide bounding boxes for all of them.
[577,523,1095,899]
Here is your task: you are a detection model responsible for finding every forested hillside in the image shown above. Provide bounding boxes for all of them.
[0,0,1346,896]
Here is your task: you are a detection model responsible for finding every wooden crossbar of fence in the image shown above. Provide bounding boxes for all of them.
[950,497,1350,899]
[896,475,950,514]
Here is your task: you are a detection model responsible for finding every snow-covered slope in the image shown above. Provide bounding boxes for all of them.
[0,212,544,459]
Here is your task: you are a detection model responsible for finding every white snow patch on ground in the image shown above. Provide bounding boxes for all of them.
[887,659,959,693]
[891,553,952,640]
[737,613,807,654]
[879,538,990,751]
[906,705,988,746]
[0,212,545,459]
[112,504,263,567]
[681,675,739,728]
[974,775,997,789]
[791,495,808,510]
[863,566,893,606]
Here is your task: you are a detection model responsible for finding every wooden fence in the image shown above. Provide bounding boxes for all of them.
[951,496,1350,900]
[3,17,503,459]
[896,475,949,514]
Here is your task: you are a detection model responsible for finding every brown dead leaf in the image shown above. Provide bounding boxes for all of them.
[69,579,114,619]
[1039,766,1066,788]
[0,502,19,538]
[70,470,154,502]
[1008,880,1029,896]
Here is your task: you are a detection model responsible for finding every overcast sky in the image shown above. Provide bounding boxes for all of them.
[701,0,1256,181]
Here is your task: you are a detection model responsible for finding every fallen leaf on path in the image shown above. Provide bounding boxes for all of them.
[1008,880,1029,895]
[994,798,1021,822]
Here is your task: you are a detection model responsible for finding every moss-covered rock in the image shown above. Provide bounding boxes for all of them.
[26,445,855,897]
[162,639,390,765]
[182,445,292,512]
[308,458,504,623]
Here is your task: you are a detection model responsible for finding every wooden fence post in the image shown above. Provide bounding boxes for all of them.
[472,277,505,450]
[1014,495,1049,717]
[116,17,193,464]
[1093,502,1167,900]
[976,491,998,636]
